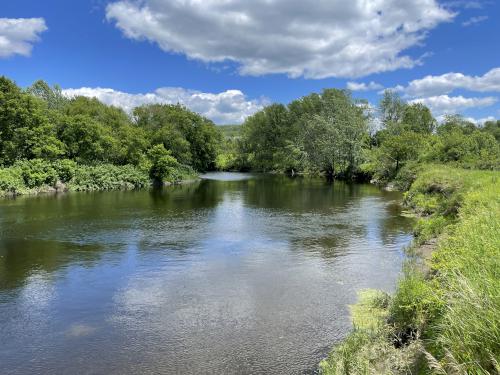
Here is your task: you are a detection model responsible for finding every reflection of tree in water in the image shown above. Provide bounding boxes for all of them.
[0,238,105,293]
[0,176,414,294]
[270,180,414,260]
[243,175,382,212]
[378,200,415,244]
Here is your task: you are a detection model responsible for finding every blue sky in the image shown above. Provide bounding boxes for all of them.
[1,0,499,124]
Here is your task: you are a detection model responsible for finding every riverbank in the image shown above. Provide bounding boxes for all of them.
[0,159,198,198]
[320,165,500,374]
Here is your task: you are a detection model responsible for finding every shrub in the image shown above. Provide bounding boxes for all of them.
[15,159,57,188]
[0,166,25,195]
[69,164,149,191]
[53,159,77,182]
[147,144,181,183]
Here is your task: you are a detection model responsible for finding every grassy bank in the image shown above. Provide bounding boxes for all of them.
[0,159,197,197]
[320,165,500,374]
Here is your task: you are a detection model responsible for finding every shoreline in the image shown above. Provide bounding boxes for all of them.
[319,166,500,374]
[0,177,201,200]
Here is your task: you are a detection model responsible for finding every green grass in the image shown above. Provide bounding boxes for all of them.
[320,290,423,375]
[320,165,500,374]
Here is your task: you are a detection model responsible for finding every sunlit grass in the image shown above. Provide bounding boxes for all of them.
[320,165,500,374]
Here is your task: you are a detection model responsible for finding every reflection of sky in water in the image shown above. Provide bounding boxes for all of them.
[201,172,257,181]
[0,175,413,374]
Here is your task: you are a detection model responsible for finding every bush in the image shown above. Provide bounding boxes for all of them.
[69,164,149,191]
[15,159,58,188]
[0,166,26,195]
[147,144,181,183]
[53,159,77,182]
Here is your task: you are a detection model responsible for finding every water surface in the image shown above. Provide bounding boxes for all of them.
[0,173,413,374]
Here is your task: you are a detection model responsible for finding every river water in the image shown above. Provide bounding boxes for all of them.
[0,173,413,374]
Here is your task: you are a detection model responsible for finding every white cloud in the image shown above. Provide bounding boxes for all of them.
[409,95,497,116]
[106,0,453,79]
[464,115,496,125]
[394,67,500,97]
[347,81,384,91]
[0,18,47,58]
[462,15,488,26]
[62,87,267,124]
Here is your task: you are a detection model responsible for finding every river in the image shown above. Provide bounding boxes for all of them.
[0,173,413,374]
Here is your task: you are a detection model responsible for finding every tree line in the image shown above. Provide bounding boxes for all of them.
[0,76,221,188]
[219,89,499,185]
[1,75,499,195]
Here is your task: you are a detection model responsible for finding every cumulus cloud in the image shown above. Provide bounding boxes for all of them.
[347,81,384,91]
[394,67,500,97]
[462,15,488,26]
[106,0,453,79]
[409,95,497,116]
[464,115,496,125]
[62,87,267,124]
[0,18,47,58]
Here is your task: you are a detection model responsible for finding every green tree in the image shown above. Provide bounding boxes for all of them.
[0,77,64,165]
[147,144,180,183]
[56,114,116,163]
[482,119,500,141]
[402,103,436,134]
[379,90,405,126]
[27,80,68,111]
[302,89,367,177]
[134,104,220,171]
[240,103,290,171]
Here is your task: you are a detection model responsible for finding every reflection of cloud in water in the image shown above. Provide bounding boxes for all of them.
[20,272,55,311]
[201,172,255,181]
[66,323,97,337]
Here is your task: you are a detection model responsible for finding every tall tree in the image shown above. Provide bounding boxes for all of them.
[0,77,64,165]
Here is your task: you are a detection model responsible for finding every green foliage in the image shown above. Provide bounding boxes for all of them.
[219,124,242,138]
[240,103,292,171]
[320,290,423,375]
[27,80,68,111]
[52,159,77,182]
[423,115,500,169]
[0,166,26,195]
[69,164,149,191]
[427,179,500,373]
[0,76,64,164]
[15,159,58,188]
[147,144,181,183]
[389,266,441,336]
[240,89,368,177]
[133,103,221,171]
[322,166,500,374]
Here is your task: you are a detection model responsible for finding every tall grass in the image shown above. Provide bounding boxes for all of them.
[320,165,500,374]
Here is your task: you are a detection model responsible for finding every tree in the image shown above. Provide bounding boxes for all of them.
[27,80,68,111]
[482,120,500,142]
[63,96,149,165]
[56,114,116,163]
[240,103,290,171]
[134,104,221,171]
[0,77,64,165]
[302,89,367,177]
[147,144,180,183]
[379,90,405,126]
[378,131,425,175]
[402,103,436,134]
